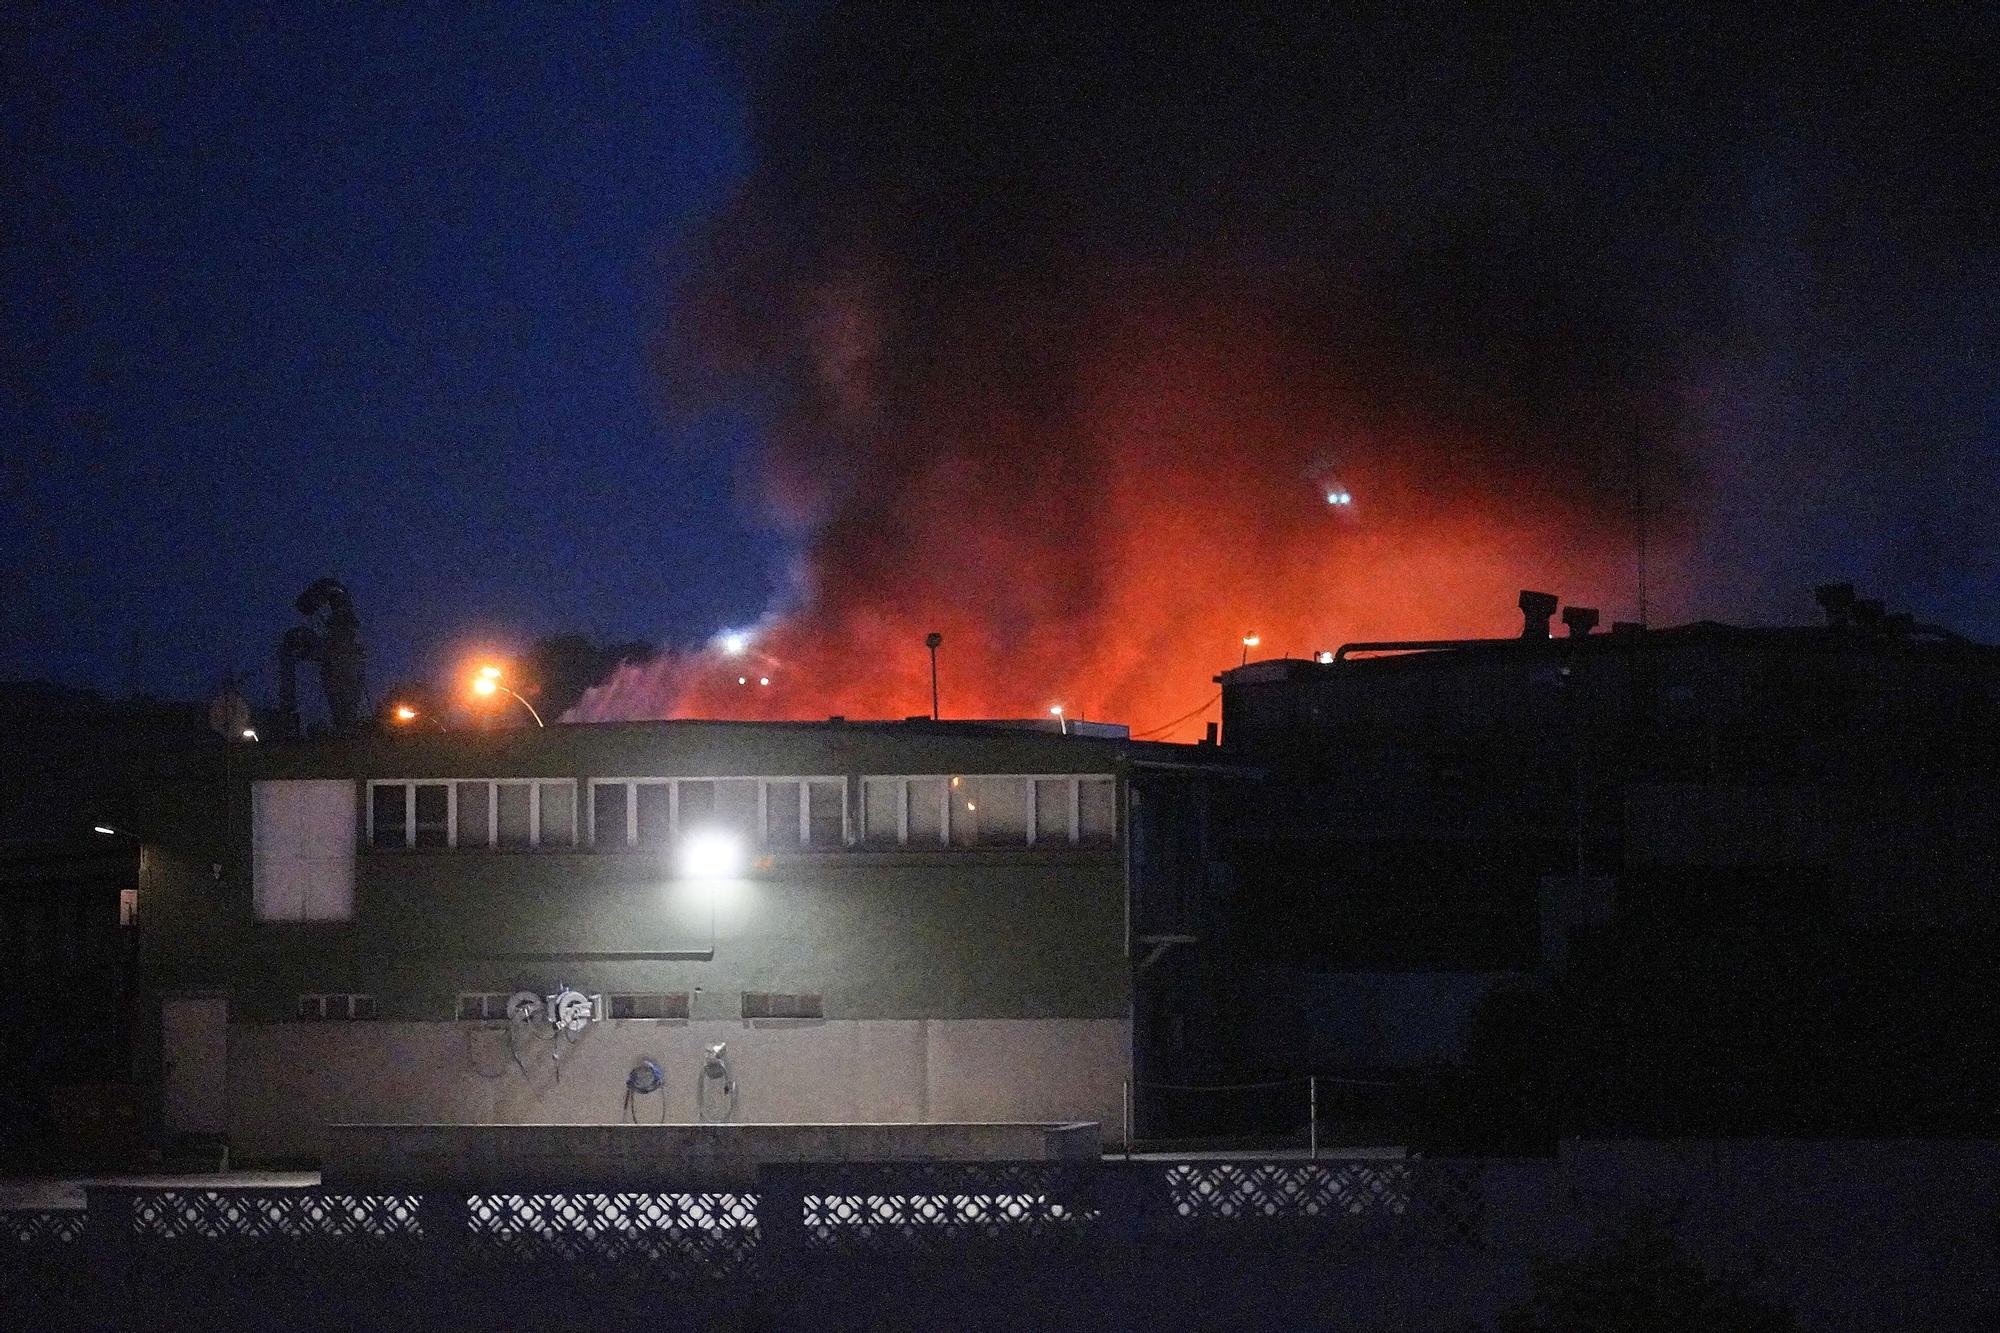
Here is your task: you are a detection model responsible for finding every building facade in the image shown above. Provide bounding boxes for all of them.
[1176,586,2000,1135]
[130,719,1222,1159]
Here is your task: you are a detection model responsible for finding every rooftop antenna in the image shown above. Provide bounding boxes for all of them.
[1633,435,1650,627]
[924,632,942,720]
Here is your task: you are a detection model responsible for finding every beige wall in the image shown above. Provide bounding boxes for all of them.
[228,1017,1130,1159]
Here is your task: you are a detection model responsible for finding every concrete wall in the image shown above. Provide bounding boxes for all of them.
[323,1121,1102,1189]
[228,1017,1131,1159]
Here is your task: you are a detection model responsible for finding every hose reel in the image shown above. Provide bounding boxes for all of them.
[624,1058,666,1123]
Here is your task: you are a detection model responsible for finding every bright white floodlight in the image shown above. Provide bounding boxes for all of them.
[678,829,744,879]
[719,632,749,655]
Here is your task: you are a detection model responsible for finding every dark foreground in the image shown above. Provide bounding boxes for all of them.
[5,1148,1996,1330]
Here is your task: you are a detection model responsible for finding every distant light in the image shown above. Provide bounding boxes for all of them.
[472,677,498,696]
[950,776,961,788]
[678,829,744,879]
[720,632,749,655]
[478,665,502,680]
[758,677,770,686]
[1242,633,1261,647]
[1049,705,1064,716]
[242,728,259,741]
[1325,490,1351,505]
[737,676,748,686]
[93,825,116,836]
[393,706,417,722]
[1316,651,1335,664]
[966,802,977,812]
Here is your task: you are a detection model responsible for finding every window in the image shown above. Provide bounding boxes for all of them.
[592,781,630,848]
[254,780,356,921]
[370,783,407,849]
[456,992,516,1021]
[413,783,449,847]
[589,778,848,849]
[365,779,577,849]
[863,778,902,846]
[119,889,139,928]
[635,783,672,846]
[969,776,1028,845]
[297,993,376,1020]
[539,782,576,846]
[741,991,822,1020]
[808,780,844,847]
[1079,777,1116,844]
[714,779,759,840]
[908,778,946,844]
[607,992,690,1020]
[497,783,533,847]
[764,781,802,848]
[456,782,491,846]
[1034,778,1073,843]
[859,775,1117,847]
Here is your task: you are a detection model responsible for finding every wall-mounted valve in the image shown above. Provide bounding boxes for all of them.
[698,1042,737,1122]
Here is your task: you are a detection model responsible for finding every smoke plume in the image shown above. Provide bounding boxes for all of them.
[573,6,1996,735]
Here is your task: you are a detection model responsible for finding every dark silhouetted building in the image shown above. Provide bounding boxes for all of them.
[1161,587,2000,1139]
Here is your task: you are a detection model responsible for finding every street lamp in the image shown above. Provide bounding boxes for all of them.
[391,704,447,732]
[1241,632,1261,666]
[1050,704,1068,736]
[925,632,942,720]
[471,667,544,727]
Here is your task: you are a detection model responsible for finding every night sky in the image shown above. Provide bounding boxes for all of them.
[5,5,773,701]
[5,5,1996,723]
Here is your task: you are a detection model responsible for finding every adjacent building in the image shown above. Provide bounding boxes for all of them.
[127,718,1228,1159]
[1176,586,2000,1126]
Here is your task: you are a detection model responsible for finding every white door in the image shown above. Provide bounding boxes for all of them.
[162,996,227,1134]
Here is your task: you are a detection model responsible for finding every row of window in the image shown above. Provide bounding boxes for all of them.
[859,775,1114,847]
[590,778,848,849]
[370,779,576,849]
[297,993,377,1020]
[450,991,818,1021]
[366,775,1118,851]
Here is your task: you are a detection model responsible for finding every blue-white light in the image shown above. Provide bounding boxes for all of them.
[678,829,744,879]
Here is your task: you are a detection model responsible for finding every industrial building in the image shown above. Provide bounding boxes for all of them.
[1170,585,2000,1135]
[125,717,1228,1160]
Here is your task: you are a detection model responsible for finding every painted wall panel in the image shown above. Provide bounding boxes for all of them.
[226,1018,1130,1159]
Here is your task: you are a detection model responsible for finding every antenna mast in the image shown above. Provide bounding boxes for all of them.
[1633,435,1649,627]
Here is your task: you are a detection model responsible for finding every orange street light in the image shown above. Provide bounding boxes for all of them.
[470,667,544,727]
[391,703,446,732]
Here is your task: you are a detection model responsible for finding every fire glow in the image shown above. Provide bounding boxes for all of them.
[570,290,1642,738]
[567,11,1672,737]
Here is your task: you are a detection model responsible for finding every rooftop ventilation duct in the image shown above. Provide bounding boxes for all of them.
[1561,606,1600,637]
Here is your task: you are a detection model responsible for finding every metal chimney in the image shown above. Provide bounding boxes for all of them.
[1518,590,1559,640]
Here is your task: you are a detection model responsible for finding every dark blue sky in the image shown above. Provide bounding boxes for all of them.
[4,5,779,700]
[6,6,1995,717]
